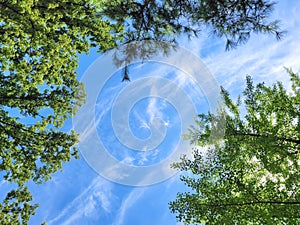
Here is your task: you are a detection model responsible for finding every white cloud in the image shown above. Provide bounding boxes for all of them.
[137,148,160,165]
[48,177,114,225]
[112,188,146,225]
[176,2,300,96]
[146,97,161,121]
[0,180,6,188]
[121,156,135,166]
[57,3,300,225]
[132,110,150,130]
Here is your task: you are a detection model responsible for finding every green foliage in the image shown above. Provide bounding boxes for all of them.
[103,0,284,81]
[102,0,284,50]
[170,69,300,224]
[0,186,38,225]
[0,0,285,223]
[0,0,120,223]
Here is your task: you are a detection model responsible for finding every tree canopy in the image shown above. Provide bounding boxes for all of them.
[169,69,300,224]
[0,0,120,223]
[103,0,284,50]
[0,0,284,224]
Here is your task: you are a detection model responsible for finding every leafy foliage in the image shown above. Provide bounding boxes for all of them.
[0,0,285,223]
[0,186,38,225]
[103,0,284,80]
[0,0,120,223]
[170,69,300,224]
[102,0,284,50]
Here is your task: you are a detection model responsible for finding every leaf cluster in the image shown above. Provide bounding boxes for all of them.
[170,69,300,224]
[0,0,121,223]
[102,0,284,50]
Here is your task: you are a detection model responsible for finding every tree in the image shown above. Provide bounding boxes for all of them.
[103,0,284,80]
[0,0,284,223]
[102,0,284,50]
[0,0,120,223]
[169,69,300,224]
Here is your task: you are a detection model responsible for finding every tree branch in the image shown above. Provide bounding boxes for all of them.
[233,132,300,145]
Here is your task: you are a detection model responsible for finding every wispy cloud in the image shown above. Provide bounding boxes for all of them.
[177,1,300,95]
[48,177,114,225]
[112,188,146,225]
[137,148,160,165]
[62,3,300,225]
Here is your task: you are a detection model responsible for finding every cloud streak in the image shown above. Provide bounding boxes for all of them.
[48,177,114,225]
[177,1,300,96]
[112,188,146,225]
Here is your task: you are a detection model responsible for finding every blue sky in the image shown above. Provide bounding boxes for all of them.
[1,1,299,224]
